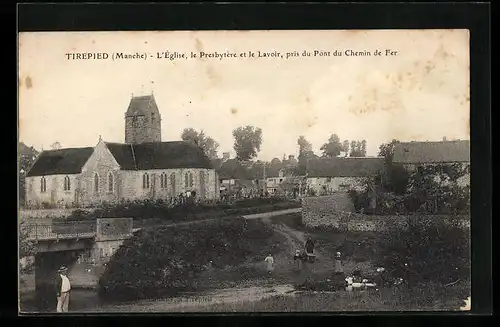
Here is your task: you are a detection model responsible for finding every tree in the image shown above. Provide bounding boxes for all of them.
[19,220,36,258]
[232,126,263,161]
[19,142,39,206]
[320,134,343,158]
[349,140,367,157]
[297,136,315,175]
[50,141,61,150]
[342,140,350,157]
[378,139,400,162]
[181,128,220,159]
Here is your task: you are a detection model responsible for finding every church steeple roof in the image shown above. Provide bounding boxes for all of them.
[125,94,159,117]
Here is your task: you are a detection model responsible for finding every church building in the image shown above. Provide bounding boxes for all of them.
[24,94,220,208]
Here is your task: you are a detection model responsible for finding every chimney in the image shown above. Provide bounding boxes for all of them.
[222,152,230,161]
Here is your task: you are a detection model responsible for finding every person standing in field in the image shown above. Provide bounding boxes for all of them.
[264,254,274,275]
[55,266,71,313]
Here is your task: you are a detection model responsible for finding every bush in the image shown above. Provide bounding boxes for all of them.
[98,218,277,302]
[375,215,470,285]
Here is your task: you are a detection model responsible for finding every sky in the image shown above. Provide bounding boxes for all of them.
[18,30,470,161]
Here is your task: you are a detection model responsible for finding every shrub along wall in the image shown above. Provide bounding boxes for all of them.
[98,217,278,302]
[65,197,300,222]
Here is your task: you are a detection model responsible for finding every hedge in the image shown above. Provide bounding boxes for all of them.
[65,197,301,222]
[375,215,470,285]
[98,217,277,302]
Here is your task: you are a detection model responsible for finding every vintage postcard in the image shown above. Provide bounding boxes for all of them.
[18,30,470,313]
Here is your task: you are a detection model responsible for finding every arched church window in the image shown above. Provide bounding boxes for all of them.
[108,172,114,192]
[94,173,99,193]
[151,112,155,123]
[40,177,46,193]
[189,172,194,187]
[160,172,167,189]
[63,176,71,191]
[170,173,176,194]
[185,173,189,188]
[143,173,150,189]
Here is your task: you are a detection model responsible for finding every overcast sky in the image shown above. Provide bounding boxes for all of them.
[18,30,469,160]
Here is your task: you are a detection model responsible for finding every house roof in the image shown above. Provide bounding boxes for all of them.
[307,157,385,178]
[392,140,470,164]
[105,141,213,170]
[217,159,252,180]
[26,147,94,177]
[125,95,160,117]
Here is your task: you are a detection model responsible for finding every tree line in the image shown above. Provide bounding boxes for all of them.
[180,127,371,165]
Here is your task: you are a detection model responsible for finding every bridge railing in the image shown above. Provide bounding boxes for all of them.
[24,221,97,241]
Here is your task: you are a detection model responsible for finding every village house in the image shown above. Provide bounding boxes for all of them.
[215,157,259,197]
[24,94,219,208]
[306,157,385,195]
[392,139,470,187]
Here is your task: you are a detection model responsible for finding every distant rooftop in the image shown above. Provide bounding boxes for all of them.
[393,140,470,164]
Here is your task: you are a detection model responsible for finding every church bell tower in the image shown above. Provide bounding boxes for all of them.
[125,93,162,144]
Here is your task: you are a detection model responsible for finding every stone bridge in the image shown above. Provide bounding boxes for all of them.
[23,218,135,310]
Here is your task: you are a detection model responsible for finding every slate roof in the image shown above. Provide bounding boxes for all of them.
[307,157,385,178]
[125,95,160,117]
[392,140,470,164]
[105,141,213,170]
[26,147,94,177]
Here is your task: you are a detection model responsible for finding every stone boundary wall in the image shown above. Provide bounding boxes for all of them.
[302,195,470,231]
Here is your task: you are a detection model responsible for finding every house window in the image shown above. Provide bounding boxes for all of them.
[94,173,99,193]
[143,173,150,189]
[108,172,114,192]
[63,176,71,191]
[40,177,47,193]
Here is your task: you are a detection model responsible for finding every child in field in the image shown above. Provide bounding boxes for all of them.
[294,250,302,270]
[264,254,274,275]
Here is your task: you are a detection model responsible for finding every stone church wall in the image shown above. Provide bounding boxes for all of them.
[80,141,121,206]
[25,174,79,208]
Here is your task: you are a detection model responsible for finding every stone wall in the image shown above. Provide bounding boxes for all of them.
[25,174,80,208]
[80,140,121,206]
[302,194,470,231]
[95,218,133,241]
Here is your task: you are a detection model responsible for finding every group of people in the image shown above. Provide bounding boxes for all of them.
[264,237,321,275]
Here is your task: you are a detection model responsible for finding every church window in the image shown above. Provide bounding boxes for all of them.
[94,173,99,193]
[185,172,194,188]
[63,176,71,191]
[170,173,176,194]
[108,172,114,192]
[143,173,150,189]
[40,177,46,193]
[160,172,167,189]
[151,112,155,123]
